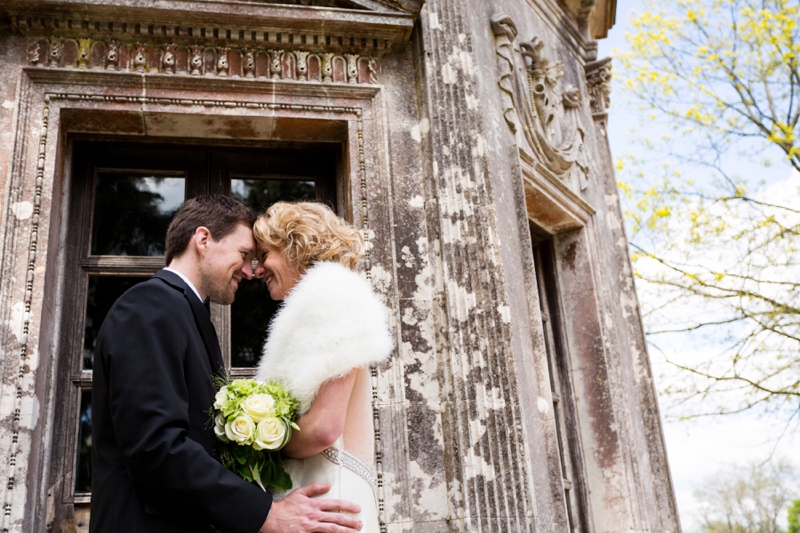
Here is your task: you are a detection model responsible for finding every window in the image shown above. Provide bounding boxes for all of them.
[531,230,589,533]
[50,138,338,521]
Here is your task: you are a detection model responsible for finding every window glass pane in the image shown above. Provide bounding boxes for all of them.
[230,178,316,368]
[92,173,185,256]
[84,276,149,370]
[231,178,316,210]
[75,389,92,494]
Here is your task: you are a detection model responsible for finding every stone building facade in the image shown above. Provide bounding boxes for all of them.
[0,0,681,532]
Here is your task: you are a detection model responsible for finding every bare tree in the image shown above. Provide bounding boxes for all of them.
[693,459,799,533]
[618,0,800,421]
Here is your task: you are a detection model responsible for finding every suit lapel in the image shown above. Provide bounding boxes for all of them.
[154,270,225,376]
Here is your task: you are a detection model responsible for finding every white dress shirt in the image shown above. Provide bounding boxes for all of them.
[163,267,204,303]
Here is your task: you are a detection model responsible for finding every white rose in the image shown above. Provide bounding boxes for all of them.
[253,417,288,451]
[213,386,229,410]
[225,415,255,444]
[241,394,275,423]
[214,413,229,443]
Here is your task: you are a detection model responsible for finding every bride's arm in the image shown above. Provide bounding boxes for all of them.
[282,368,358,459]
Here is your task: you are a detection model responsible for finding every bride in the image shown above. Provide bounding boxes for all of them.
[252,201,393,533]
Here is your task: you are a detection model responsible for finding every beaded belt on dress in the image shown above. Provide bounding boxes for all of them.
[320,446,378,505]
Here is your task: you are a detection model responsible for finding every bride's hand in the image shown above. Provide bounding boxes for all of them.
[260,482,363,533]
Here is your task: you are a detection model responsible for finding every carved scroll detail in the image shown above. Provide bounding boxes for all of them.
[585,57,612,116]
[48,38,62,67]
[217,47,230,77]
[190,46,203,76]
[321,53,334,83]
[133,43,147,73]
[294,51,310,81]
[269,49,283,80]
[27,41,40,65]
[345,54,359,84]
[491,14,588,183]
[243,48,256,79]
[77,39,92,69]
[162,44,176,74]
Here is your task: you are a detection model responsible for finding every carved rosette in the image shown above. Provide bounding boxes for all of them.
[585,57,612,116]
[491,14,589,183]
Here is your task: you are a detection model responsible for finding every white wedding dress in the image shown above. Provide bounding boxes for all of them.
[255,262,393,533]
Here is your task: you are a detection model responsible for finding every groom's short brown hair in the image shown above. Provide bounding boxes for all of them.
[165,195,256,265]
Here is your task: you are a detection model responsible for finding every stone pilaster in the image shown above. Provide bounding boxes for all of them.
[413,1,535,529]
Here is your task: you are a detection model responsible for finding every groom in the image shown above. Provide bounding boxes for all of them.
[90,195,362,533]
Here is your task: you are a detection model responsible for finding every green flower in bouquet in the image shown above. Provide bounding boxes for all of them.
[212,378,300,491]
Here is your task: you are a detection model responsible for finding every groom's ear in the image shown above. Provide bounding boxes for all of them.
[193,227,212,258]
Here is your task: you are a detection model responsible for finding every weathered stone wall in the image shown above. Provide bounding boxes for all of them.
[0,0,680,531]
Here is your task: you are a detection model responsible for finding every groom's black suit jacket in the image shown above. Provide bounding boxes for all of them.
[90,270,271,533]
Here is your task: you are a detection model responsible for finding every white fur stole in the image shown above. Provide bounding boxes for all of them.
[255,262,394,414]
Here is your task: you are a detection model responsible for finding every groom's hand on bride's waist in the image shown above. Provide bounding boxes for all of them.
[260,482,363,533]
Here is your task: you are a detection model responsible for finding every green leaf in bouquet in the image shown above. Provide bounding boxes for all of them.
[232,447,248,465]
[272,467,292,492]
[249,460,266,492]
[238,462,254,482]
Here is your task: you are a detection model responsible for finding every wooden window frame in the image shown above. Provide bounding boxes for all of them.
[50,135,340,517]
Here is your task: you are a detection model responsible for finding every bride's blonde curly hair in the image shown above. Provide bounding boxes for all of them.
[253,201,364,274]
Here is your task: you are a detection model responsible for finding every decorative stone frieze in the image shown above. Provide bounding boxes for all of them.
[24,38,380,84]
[585,57,612,116]
[492,14,589,186]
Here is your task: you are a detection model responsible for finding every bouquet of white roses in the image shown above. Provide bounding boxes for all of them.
[212,378,300,491]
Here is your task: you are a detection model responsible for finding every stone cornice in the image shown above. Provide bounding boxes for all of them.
[558,0,616,40]
[589,0,616,40]
[2,0,416,52]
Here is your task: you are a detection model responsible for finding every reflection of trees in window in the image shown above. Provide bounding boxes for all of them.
[91,175,184,256]
[230,178,315,367]
[83,277,146,370]
[231,178,316,212]
[75,390,92,493]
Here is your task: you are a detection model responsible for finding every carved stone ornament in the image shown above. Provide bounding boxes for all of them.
[585,57,612,116]
[77,39,92,69]
[48,37,62,68]
[491,14,589,183]
[106,40,120,71]
[217,47,230,77]
[24,37,380,85]
[26,41,40,65]
[133,43,147,73]
[162,44,176,74]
